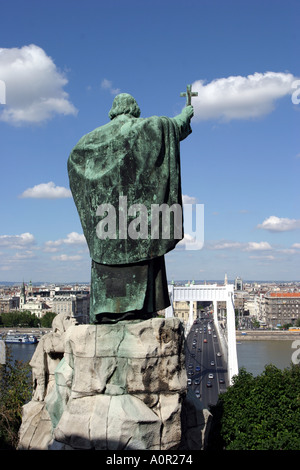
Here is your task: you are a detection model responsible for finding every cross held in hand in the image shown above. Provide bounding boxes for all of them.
[180,84,198,106]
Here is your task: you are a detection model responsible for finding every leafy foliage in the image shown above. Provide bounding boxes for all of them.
[40,311,56,328]
[0,311,39,328]
[0,347,32,449]
[209,364,300,450]
[0,310,56,328]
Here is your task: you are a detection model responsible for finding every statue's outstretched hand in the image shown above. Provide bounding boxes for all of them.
[183,105,194,119]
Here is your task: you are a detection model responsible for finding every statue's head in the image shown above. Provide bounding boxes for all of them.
[52,311,80,335]
[109,93,141,120]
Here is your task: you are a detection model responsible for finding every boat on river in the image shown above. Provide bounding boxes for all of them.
[5,332,38,344]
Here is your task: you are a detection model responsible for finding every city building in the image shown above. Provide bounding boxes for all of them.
[51,295,76,316]
[18,281,50,318]
[263,292,300,328]
[51,293,89,323]
[0,296,19,313]
[173,300,198,323]
[2,282,91,322]
[234,277,243,291]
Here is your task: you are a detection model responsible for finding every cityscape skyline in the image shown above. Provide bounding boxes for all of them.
[1,277,300,287]
[0,0,299,282]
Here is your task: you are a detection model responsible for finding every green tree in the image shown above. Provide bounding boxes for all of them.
[251,319,260,329]
[0,347,32,449]
[18,310,39,327]
[0,311,39,328]
[40,311,56,328]
[0,311,19,327]
[209,364,300,450]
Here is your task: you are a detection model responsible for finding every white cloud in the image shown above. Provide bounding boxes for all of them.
[192,72,297,121]
[182,194,198,205]
[257,216,300,232]
[244,241,272,251]
[13,250,36,260]
[43,242,61,253]
[210,241,243,250]
[20,182,71,199]
[0,44,77,124]
[44,232,86,252]
[278,248,297,254]
[52,254,82,261]
[249,255,275,260]
[209,240,272,251]
[63,232,86,244]
[177,233,204,251]
[0,232,35,249]
[101,78,120,95]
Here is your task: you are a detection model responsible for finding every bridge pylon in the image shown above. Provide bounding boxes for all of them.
[166,283,239,384]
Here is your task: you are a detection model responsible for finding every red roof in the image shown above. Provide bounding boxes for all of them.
[269,292,300,298]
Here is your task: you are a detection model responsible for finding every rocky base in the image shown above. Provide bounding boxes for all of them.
[18,318,211,450]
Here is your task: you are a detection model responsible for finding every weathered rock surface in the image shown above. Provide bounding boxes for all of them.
[18,317,211,450]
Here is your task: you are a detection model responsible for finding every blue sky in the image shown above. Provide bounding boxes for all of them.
[0,0,299,283]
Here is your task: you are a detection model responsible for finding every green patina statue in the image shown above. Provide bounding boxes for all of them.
[68,88,196,323]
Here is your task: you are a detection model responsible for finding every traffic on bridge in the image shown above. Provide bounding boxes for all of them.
[185,308,228,409]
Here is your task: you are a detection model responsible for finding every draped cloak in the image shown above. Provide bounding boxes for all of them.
[68,111,192,322]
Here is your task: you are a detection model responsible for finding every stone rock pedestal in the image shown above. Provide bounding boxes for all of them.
[18,318,211,450]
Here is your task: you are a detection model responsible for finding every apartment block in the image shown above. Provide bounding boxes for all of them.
[264,292,300,327]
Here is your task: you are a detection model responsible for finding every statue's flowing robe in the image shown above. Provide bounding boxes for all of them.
[68,113,191,323]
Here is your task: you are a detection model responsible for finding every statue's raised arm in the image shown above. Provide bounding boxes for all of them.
[172,84,197,140]
[172,105,194,141]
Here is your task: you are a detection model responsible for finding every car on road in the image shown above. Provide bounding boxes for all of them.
[195,391,201,398]
[195,366,201,371]
[210,360,215,366]
[187,379,192,385]
[206,381,212,387]
[208,373,214,379]
[203,339,207,343]
[219,378,225,384]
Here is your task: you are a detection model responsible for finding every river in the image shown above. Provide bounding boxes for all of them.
[5,342,37,364]
[236,340,296,376]
[5,339,297,378]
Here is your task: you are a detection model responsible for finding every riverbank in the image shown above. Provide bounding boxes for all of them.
[0,327,51,341]
[236,330,300,341]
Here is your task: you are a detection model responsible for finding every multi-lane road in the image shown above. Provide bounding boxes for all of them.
[185,314,228,409]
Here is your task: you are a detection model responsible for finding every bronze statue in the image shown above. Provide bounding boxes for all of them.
[68,89,196,323]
